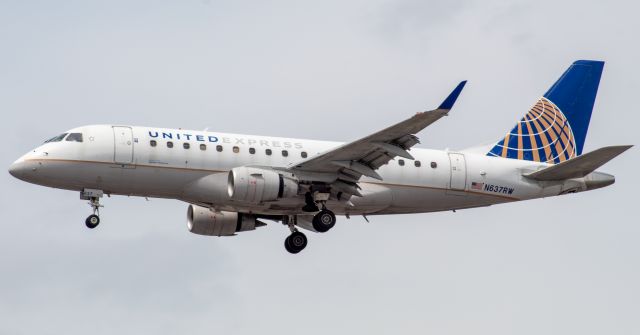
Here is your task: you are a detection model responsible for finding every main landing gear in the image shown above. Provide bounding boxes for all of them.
[283,215,307,254]
[284,231,308,254]
[282,207,338,254]
[81,189,104,229]
[303,191,337,232]
[312,209,336,233]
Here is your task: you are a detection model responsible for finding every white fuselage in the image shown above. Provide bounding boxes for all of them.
[9,125,605,216]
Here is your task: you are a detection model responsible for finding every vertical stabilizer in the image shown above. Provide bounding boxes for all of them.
[487,60,604,164]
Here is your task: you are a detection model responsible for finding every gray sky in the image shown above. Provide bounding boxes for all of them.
[0,0,638,334]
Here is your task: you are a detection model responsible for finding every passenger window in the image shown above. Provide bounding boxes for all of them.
[282,150,288,157]
[65,133,83,142]
[44,133,67,143]
[414,160,421,167]
[430,162,437,168]
[233,146,240,153]
[199,144,206,151]
[183,143,190,149]
[301,151,308,158]
[150,140,157,147]
[265,149,272,156]
[216,145,223,152]
[398,159,405,166]
[167,141,174,148]
[249,148,256,154]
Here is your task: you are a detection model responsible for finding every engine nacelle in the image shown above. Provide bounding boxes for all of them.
[227,167,298,204]
[187,204,257,236]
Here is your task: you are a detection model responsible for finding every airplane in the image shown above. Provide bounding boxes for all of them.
[8,60,632,254]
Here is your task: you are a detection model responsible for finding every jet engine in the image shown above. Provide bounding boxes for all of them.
[227,167,298,204]
[187,204,259,236]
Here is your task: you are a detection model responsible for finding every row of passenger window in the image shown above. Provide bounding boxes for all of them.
[149,139,435,168]
[397,159,437,168]
[149,140,308,158]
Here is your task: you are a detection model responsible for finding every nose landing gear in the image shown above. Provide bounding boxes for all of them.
[81,189,104,229]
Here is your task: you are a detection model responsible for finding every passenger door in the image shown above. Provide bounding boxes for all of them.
[113,126,134,164]
[448,153,467,191]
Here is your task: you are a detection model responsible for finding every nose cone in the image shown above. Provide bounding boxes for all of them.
[8,159,27,180]
[10,148,51,185]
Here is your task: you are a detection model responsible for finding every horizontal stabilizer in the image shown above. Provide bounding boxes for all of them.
[524,145,632,181]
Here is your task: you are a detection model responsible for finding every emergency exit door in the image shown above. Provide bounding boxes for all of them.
[113,126,134,164]
[448,153,467,191]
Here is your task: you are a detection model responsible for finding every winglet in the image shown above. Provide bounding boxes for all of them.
[438,80,467,110]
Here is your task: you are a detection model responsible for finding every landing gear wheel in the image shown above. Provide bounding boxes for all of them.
[284,231,307,254]
[85,214,100,229]
[312,209,336,233]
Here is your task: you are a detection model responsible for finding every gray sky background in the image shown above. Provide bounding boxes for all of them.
[0,0,638,334]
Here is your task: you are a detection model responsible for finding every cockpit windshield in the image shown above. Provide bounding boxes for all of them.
[44,133,68,143]
[65,133,83,142]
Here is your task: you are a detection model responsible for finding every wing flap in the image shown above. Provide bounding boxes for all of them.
[524,145,632,181]
[332,160,383,180]
[372,142,414,159]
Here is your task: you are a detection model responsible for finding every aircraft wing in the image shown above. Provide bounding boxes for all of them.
[289,81,466,192]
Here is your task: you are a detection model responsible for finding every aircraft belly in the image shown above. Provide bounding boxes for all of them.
[23,159,207,198]
[22,155,565,216]
[375,183,504,214]
[110,165,210,197]
[347,183,392,214]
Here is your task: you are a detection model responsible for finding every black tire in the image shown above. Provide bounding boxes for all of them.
[284,231,307,254]
[85,214,100,229]
[312,209,336,233]
[284,237,296,254]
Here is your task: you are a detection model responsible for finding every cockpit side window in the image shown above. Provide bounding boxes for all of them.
[44,133,68,143]
[65,133,83,142]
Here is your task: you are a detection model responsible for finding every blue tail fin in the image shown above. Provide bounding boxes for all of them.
[487,60,604,164]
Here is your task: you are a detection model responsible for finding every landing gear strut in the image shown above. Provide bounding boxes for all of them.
[81,189,104,229]
[283,215,307,254]
[302,192,319,212]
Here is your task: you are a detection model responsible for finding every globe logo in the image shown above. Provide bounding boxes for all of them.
[489,97,577,164]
